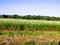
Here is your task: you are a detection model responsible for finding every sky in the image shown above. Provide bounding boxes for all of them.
[0,0,60,17]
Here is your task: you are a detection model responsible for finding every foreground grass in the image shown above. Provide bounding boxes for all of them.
[0,31,60,38]
[0,18,60,31]
[0,31,60,45]
[0,19,60,45]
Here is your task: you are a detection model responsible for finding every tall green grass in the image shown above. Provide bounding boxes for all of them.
[0,18,60,31]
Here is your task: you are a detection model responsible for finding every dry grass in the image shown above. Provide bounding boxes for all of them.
[0,31,60,45]
[0,36,59,45]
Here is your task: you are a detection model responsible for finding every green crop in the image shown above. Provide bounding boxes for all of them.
[0,18,60,31]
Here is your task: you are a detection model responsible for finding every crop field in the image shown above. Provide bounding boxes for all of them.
[0,18,60,31]
[0,31,60,45]
[0,18,60,45]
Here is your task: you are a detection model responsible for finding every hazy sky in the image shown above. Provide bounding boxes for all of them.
[0,0,60,17]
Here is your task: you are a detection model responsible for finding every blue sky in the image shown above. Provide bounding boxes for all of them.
[0,0,60,17]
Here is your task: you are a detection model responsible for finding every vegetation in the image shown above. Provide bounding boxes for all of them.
[0,14,60,21]
[0,19,60,31]
[0,31,59,45]
[0,18,60,45]
[24,41,36,45]
[0,31,60,37]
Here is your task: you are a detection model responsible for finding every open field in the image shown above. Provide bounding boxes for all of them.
[0,18,60,31]
[0,31,60,45]
[0,19,60,45]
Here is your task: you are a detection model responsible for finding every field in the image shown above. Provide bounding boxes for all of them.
[0,18,60,45]
[0,18,60,31]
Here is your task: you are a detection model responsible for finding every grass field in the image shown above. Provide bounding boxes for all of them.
[0,18,60,45]
[0,31,60,45]
[0,18,60,31]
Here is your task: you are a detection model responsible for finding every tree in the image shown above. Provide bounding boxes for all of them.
[2,14,8,18]
[13,14,18,18]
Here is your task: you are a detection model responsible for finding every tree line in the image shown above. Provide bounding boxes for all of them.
[0,14,60,21]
